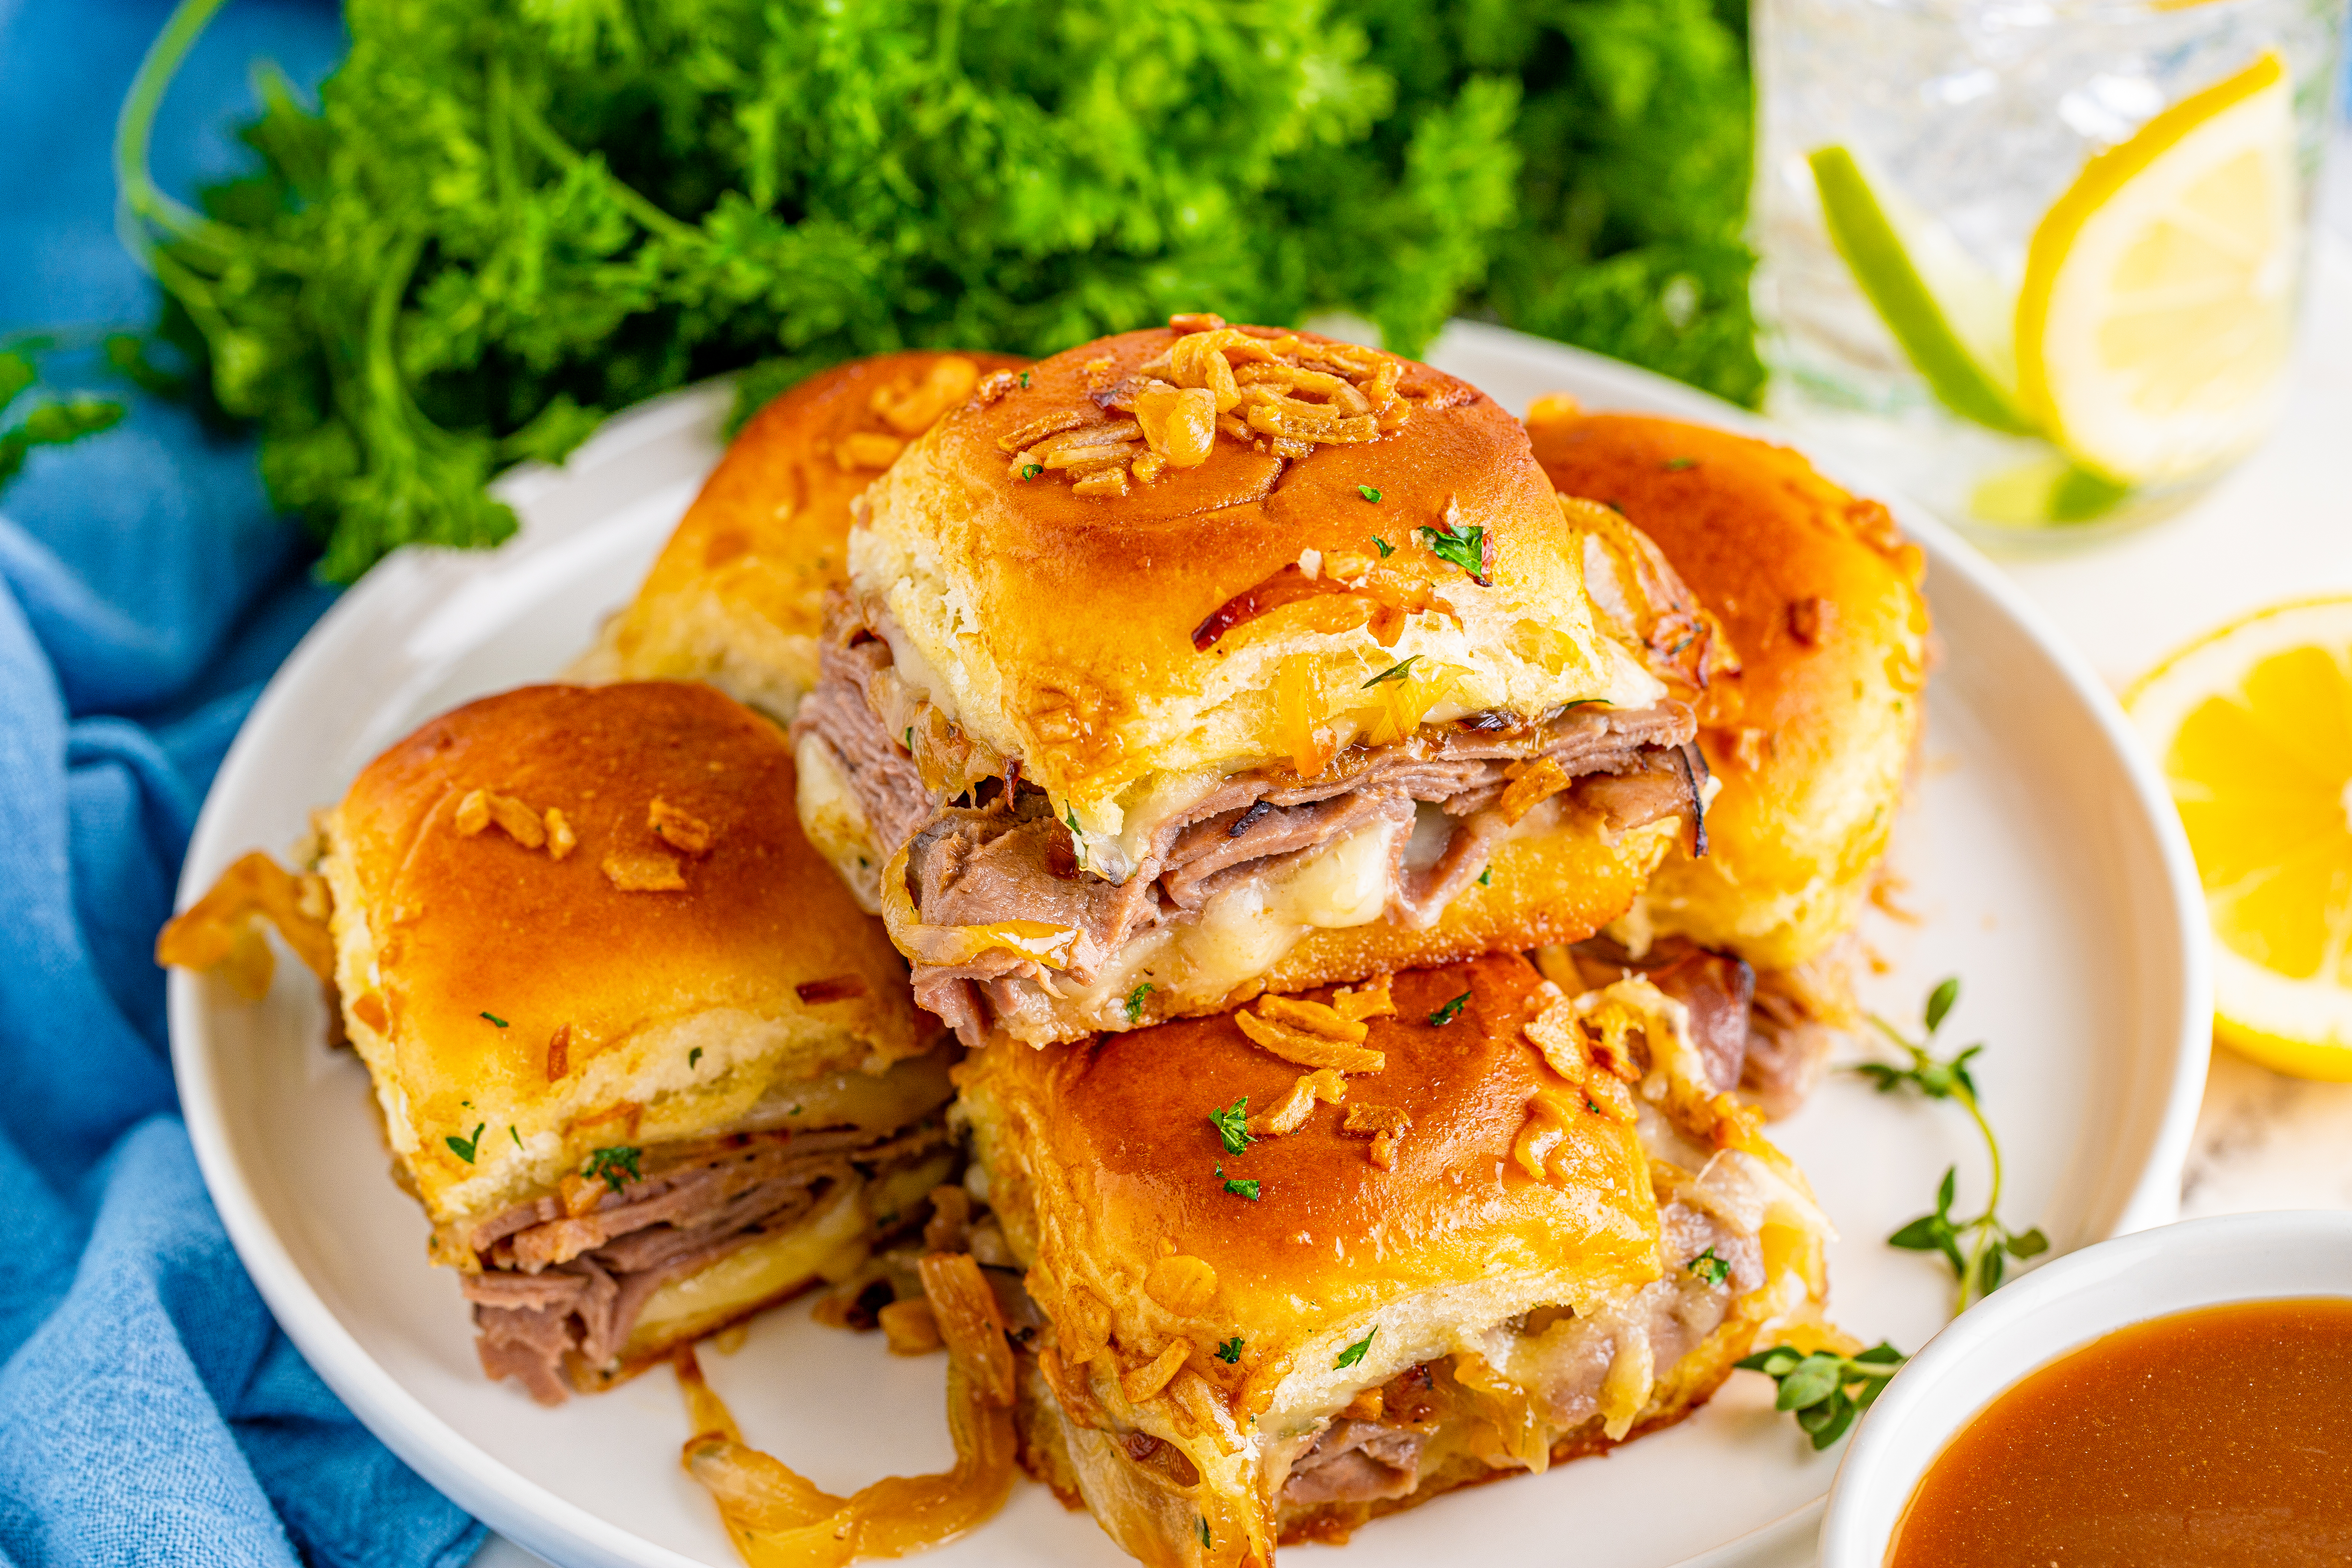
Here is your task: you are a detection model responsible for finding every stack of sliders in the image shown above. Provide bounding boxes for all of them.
[748,317,1913,1564]
[163,317,1924,1566]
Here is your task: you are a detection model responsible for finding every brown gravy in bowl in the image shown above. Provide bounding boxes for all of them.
[1890,1297,2352,1568]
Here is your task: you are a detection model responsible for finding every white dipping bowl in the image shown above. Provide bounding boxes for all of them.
[1820,1210,2352,1566]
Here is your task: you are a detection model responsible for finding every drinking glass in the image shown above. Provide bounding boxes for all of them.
[1752,0,2347,545]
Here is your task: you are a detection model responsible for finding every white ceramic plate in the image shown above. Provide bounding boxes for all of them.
[169,323,2210,1568]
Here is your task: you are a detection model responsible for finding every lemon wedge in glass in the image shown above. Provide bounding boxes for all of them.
[2016,52,2297,488]
[2128,599,2352,1080]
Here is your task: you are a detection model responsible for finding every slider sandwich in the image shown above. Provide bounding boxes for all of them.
[795,317,1732,1044]
[957,952,1832,1565]
[1524,409,1930,1112]
[574,349,1026,720]
[163,681,957,1403]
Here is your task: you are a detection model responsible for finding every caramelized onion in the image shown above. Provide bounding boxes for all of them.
[678,1251,1018,1566]
[155,850,336,999]
[877,848,1077,971]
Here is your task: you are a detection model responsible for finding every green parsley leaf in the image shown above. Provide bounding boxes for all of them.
[1363,655,1421,688]
[1335,1329,1375,1369]
[1018,464,1043,481]
[1020,371,1032,388]
[1222,1175,1261,1201]
[1476,866,1491,887]
[1216,1336,1245,1364]
[479,1011,508,1028]
[1357,485,1382,502]
[1210,1096,1253,1156]
[1663,456,1697,471]
[1123,983,1154,1024]
[582,1145,642,1193]
[446,1124,485,1164]
[1416,521,1490,585]
[903,728,914,753]
[509,1125,523,1149]
[1197,1519,1211,1550]
[1426,991,1471,1027]
[688,1046,703,1067]
[1687,1246,1729,1285]
[1372,535,1394,557]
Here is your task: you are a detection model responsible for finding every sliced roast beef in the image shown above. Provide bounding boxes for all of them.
[461,1120,951,1404]
[794,601,1705,1044]
[1281,1419,1427,1506]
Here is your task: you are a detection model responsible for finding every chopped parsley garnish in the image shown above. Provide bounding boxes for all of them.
[1063,803,1087,869]
[1426,991,1471,1027]
[1219,1170,1261,1201]
[1372,534,1393,557]
[1356,485,1382,502]
[1019,371,1032,388]
[688,1046,703,1068]
[1210,1096,1253,1156]
[1476,866,1491,887]
[1416,519,1489,585]
[1363,655,1421,688]
[446,1124,485,1163]
[902,727,914,752]
[1335,1329,1375,1369]
[1123,982,1153,1023]
[509,1125,523,1150]
[1216,1336,1245,1364]
[582,1145,643,1193]
[1018,463,1043,481]
[1197,1519,1211,1550]
[1663,456,1697,471]
[1688,1247,1729,1285]
[479,1011,508,1028]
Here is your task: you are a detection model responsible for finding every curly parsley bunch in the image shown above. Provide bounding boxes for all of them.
[124,0,1756,580]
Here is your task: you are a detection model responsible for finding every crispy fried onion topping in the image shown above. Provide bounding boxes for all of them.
[1190,559,1461,652]
[1563,495,1739,694]
[879,846,1077,971]
[678,1251,1017,1567]
[1234,987,1394,1075]
[155,851,335,1000]
[1005,314,1414,498]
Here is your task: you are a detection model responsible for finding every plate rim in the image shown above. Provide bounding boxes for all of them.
[167,324,2213,1568]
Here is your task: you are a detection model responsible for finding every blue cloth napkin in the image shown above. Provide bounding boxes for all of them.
[0,2,483,1564]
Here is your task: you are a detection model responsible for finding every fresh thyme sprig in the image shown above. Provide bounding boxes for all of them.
[1733,1343,1905,1450]
[1855,977,2047,1309]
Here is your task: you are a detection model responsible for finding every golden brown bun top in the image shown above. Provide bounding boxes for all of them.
[587,351,1027,717]
[851,325,1669,827]
[1527,411,1929,971]
[325,681,937,1222]
[961,954,1659,1399]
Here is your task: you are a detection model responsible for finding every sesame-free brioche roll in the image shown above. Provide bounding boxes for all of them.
[572,350,1026,719]
[167,680,962,1404]
[958,953,1833,1565]
[1525,409,1929,1111]
[796,317,1732,1047]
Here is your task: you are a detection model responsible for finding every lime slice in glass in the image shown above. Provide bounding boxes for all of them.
[1808,145,2035,436]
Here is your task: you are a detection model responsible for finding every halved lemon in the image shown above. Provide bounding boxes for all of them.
[2017,52,2297,487]
[2127,598,2352,1079]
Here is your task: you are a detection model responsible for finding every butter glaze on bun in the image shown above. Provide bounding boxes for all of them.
[574,350,1026,719]
[961,952,1833,1562]
[848,325,1670,828]
[1526,409,1929,972]
[320,680,939,1230]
